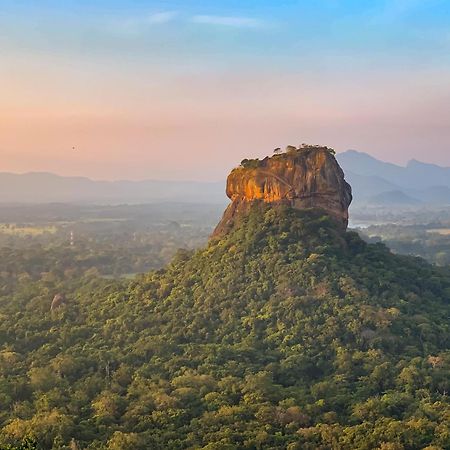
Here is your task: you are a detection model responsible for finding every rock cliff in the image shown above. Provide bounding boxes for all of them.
[213,146,352,237]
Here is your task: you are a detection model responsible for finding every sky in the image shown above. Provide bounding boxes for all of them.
[1,0,450,181]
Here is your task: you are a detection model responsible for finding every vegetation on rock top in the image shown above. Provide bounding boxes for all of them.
[240,144,336,169]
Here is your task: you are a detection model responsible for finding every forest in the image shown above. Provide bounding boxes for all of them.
[358,223,450,266]
[0,204,449,449]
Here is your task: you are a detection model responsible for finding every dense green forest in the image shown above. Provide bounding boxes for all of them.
[0,203,215,281]
[0,204,449,449]
[358,223,450,267]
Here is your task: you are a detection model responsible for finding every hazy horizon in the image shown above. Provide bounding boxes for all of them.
[1,148,449,183]
[2,0,450,181]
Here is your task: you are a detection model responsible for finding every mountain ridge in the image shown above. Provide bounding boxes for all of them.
[2,150,450,205]
[337,151,450,205]
[0,172,225,204]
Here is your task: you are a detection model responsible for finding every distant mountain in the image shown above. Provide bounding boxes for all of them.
[3,150,450,206]
[412,186,450,205]
[0,172,226,204]
[368,190,421,206]
[337,150,450,205]
[337,150,406,184]
[337,150,450,189]
[343,171,401,199]
[405,159,450,189]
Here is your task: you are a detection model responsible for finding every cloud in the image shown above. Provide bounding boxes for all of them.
[191,15,263,28]
[107,12,265,34]
[145,11,178,25]
[109,11,178,33]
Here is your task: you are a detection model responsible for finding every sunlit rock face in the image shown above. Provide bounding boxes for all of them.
[213,146,352,237]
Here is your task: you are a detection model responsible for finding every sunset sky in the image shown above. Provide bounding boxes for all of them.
[1,0,450,181]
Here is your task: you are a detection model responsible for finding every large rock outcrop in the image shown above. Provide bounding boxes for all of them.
[213,146,352,237]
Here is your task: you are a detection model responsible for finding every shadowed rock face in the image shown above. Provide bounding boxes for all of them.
[213,147,352,237]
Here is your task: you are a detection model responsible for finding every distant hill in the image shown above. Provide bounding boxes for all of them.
[412,185,450,205]
[337,150,450,205]
[337,150,450,189]
[0,172,226,204]
[343,171,401,199]
[3,150,450,206]
[368,190,421,206]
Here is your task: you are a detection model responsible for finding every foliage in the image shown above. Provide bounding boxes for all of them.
[0,204,449,449]
[359,223,450,266]
[240,159,261,169]
[2,438,39,450]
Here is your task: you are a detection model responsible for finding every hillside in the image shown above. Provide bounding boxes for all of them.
[1,202,450,448]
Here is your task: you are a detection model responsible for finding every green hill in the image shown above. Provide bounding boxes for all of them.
[1,204,450,449]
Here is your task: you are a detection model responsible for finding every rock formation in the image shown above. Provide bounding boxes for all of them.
[51,293,66,311]
[213,146,352,237]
